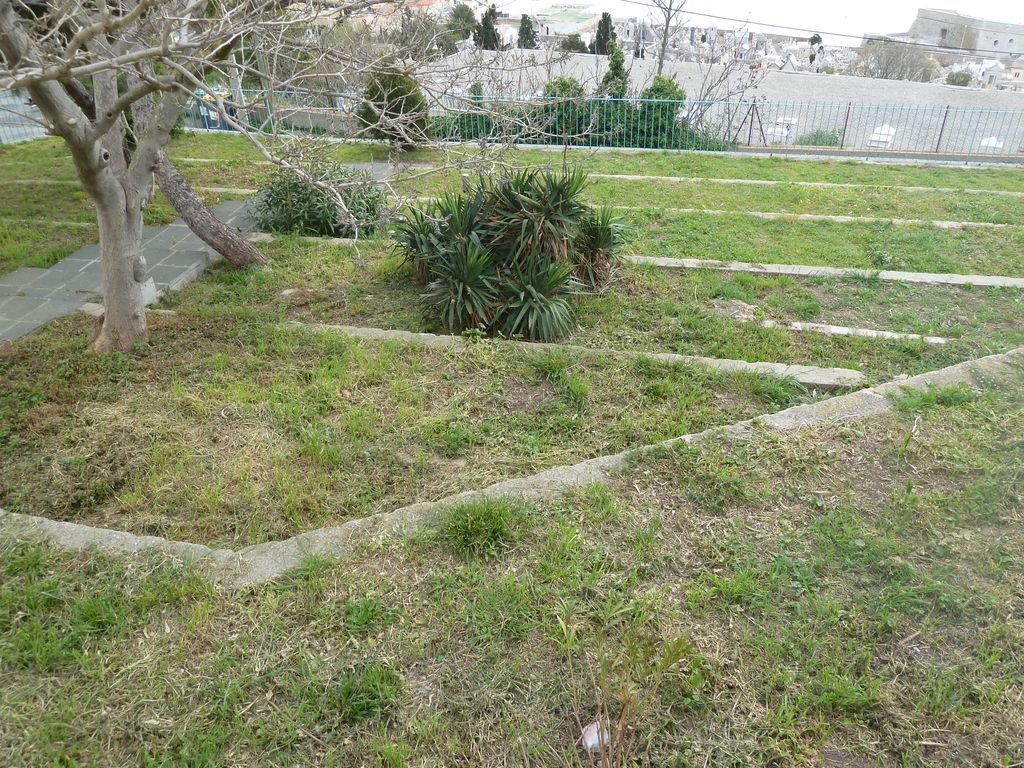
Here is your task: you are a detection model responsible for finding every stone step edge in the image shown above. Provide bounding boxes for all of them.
[626,254,1024,289]
[288,321,866,390]
[759,319,949,345]
[2,346,1020,589]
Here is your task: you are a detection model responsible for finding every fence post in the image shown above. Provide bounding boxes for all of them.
[839,102,852,149]
[935,105,951,154]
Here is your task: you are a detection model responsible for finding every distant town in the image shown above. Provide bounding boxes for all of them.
[346,3,1024,91]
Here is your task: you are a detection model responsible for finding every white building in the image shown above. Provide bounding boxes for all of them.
[904,9,1024,59]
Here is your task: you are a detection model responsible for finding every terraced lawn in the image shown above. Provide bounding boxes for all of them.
[0,309,804,548]
[2,369,1021,766]
[625,208,1024,277]
[167,237,1024,383]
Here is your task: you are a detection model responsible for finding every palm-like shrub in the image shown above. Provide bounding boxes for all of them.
[424,242,499,332]
[395,168,621,341]
[576,205,624,289]
[253,164,387,237]
[495,258,579,341]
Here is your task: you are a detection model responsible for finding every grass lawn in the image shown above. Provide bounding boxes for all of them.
[0,310,804,548]
[161,133,1024,190]
[626,209,1024,277]
[2,373,1021,766]
[167,237,1024,382]
[5,133,1024,278]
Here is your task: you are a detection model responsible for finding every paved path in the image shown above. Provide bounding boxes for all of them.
[0,200,251,343]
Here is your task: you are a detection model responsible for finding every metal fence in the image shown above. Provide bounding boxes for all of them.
[180,89,1024,162]
[5,86,1024,163]
[0,90,45,145]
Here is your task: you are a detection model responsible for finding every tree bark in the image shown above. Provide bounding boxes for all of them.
[92,182,149,353]
[154,150,268,267]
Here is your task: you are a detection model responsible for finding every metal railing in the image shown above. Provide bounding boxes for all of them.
[4,86,1024,163]
[179,89,1024,162]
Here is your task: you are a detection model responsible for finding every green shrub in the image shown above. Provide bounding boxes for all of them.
[946,70,972,87]
[794,128,843,147]
[576,205,625,288]
[356,68,428,148]
[495,259,579,340]
[395,168,622,341]
[252,163,388,237]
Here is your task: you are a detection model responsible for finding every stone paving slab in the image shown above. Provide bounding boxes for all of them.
[0,201,252,344]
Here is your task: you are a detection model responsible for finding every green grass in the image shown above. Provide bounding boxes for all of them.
[156,133,1024,190]
[167,238,1024,382]
[2,370,1021,766]
[0,309,802,548]
[584,176,1024,224]
[627,208,1024,276]
[0,220,98,274]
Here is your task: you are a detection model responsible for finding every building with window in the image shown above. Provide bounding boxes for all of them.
[904,9,1024,59]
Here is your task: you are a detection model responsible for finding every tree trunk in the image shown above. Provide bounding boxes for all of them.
[154,151,268,267]
[93,191,149,354]
[658,30,669,75]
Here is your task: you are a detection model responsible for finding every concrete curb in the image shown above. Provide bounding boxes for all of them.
[626,255,1024,289]
[289,321,867,390]
[2,346,1021,589]
[760,320,949,345]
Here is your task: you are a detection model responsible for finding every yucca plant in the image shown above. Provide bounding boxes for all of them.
[495,256,579,342]
[575,205,624,289]
[399,167,618,342]
[485,168,589,264]
[393,205,441,283]
[424,242,500,333]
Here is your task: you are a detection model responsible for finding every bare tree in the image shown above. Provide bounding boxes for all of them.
[851,40,936,82]
[0,0,449,352]
[650,0,685,76]
[685,27,766,135]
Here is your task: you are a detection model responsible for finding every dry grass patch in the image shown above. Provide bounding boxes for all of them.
[0,311,804,547]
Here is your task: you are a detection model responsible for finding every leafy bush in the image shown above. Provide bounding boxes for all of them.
[794,128,843,147]
[252,163,387,237]
[394,168,622,341]
[356,68,428,148]
[946,70,972,87]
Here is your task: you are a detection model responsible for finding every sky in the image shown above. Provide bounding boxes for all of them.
[495,0,1024,43]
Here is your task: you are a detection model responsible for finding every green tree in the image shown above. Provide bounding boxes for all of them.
[517,14,538,49]
[356,68,429,149]
[543,76,586,98]
[447,3,477,41]
[639,74,685,147]
[541,77,588,145]
[559,33,589,53]
[475,4,501,50]
[599,42,629,97]
[946,70,971,86]
[809,33,822,46]
[589,12,616,55]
